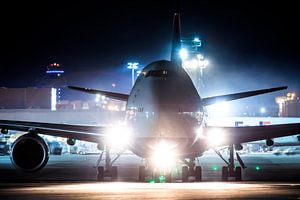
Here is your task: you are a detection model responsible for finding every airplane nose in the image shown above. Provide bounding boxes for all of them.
[152,112,198,139]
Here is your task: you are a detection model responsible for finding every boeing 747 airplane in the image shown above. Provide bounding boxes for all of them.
[1,7,300,182]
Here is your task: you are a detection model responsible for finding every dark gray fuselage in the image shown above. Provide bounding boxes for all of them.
[126,60,208,158]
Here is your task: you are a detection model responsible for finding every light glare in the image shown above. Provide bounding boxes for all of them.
[151,140,176,171]
[179,48,188,60]
[207,101,231,117]
[206,128,225,146]
[105,126,132,149]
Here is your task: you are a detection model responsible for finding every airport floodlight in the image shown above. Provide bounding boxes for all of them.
[190,59,198,69]
[179,48,188,60]
[193,37,201,48]
[151,140,177,171]
[193,37,200,42]
[202,59,209,68]
[127,62,139,70]
[127,62,139,87]
[197,54,204,60]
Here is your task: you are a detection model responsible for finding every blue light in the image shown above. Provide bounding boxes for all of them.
[46,70,65,74]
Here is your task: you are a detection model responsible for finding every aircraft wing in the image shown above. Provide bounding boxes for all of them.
[203,123,300,146]
[68,86,129,101]
[202,86,287,106]
[0,120,106,143]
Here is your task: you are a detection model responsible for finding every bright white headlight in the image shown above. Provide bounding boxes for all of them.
[151,140,177,171]
[105,126,132,149]
[206,128,225,147]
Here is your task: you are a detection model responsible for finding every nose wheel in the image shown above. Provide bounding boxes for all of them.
[138,166,173,183]
[181,158,202,182]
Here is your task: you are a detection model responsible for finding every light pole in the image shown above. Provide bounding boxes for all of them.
[196,54,209,77]
[127,62,139,87]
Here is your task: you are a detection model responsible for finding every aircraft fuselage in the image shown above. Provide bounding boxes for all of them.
[126,60,208,158]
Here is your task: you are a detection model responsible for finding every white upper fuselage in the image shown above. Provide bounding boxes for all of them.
[126,60,208,158]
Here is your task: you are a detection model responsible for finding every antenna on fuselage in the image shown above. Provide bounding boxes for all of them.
[170,0,182,66]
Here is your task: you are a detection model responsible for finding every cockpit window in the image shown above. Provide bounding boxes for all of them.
[145,70,171,77]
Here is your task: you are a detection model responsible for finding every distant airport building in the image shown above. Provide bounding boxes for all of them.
[0,87,51,109]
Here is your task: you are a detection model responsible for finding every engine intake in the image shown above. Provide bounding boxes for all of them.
[266,139,274,146]
[10,133,49,172]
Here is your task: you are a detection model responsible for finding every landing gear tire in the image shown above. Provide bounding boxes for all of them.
[111,166,118,181]
[97,166,104,181]
[195,166,202,182]
[138,166,146,182]
[182,166,189,182]
[235,166,242,181]
[221,166,228,181]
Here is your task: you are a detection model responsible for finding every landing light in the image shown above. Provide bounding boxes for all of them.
[151,140,177,171]
[105,126,132,149]
[206,128,225,147]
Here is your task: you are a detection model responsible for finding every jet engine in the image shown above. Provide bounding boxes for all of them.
[266,139,274,146]
[235,144,243,151]
[10,133,49,172]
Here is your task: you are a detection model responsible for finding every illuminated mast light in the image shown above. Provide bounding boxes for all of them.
[51,88,57,111]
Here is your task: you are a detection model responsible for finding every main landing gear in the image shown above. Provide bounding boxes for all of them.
[137,157,202,183]
[95,147,124,181]
[214,144,246,181]
[181,157,202,182]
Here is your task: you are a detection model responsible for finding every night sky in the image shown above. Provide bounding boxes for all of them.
[4,0,300,107]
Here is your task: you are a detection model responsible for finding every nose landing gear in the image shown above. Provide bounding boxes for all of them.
[181,158,202,182]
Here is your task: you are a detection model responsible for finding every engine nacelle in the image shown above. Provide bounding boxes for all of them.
[235,144,243,151]
[266,139,274,146]
[67,138,76,146]
[10,133,49,172]
[1,128,9,134]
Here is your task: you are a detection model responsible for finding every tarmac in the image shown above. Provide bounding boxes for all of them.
[1,182,300,199]
[1,152,300,199]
